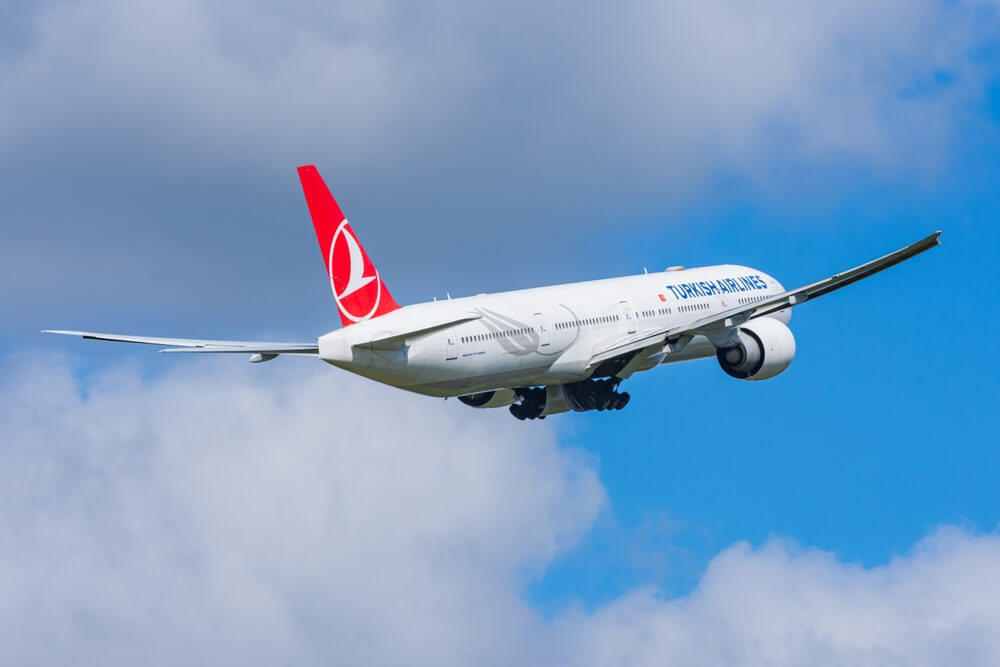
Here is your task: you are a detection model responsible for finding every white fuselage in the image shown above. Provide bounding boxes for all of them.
[319,264,790,396]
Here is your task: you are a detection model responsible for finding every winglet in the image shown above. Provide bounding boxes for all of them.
[298,165,401,327]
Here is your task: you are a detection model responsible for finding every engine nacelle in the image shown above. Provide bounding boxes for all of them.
[716,317,796,381]
[458,389,518,408]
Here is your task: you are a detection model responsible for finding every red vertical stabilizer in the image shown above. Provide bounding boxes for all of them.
[298,165,401,326]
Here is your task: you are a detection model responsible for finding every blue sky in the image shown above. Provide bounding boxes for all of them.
[3,1,1000,664]
[536,165,1000,609]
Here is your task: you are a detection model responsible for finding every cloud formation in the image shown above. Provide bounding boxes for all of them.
[1,0,997,327]
[0,355,601,665]
[2,355,999,666]
[558,529,1000,666]
[2,0,991,179]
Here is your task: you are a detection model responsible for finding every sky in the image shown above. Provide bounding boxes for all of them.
[2,0,1000,664]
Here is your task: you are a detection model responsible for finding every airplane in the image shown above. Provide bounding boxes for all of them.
[45,165,941,420]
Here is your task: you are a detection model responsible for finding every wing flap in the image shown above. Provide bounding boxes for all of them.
[586,329,669,369]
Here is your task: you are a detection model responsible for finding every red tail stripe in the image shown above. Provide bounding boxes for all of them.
[297,165,401,326]
[298,165,345,269]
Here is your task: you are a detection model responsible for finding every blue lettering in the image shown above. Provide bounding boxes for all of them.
[706,280,718,295]
[753,275,766,290]
[682,284,696,298]
[698,281,710,296]
[666,285,680,299]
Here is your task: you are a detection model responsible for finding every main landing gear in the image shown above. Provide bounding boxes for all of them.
[509,378,631,420]
[509,387,547,421]
[566,378,631,412]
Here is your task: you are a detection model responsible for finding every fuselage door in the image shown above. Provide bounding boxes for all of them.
[533,313,551,347]
[446,330,458,360]
[619,300,636,334]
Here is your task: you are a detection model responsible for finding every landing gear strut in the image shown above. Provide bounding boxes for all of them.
[565,378,630,412]
[509,387,547,421]
[508,379,631,420]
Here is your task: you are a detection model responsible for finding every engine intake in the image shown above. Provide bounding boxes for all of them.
[716,317,796,381]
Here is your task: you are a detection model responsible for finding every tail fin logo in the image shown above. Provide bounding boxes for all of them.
[330,219,385,323]
[333,220,376,297]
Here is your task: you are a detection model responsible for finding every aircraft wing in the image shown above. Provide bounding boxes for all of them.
[587,231,941,369]
[41,330,318,356]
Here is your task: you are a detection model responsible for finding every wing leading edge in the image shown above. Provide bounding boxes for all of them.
[41,330,319,357]
[587,231,941,370]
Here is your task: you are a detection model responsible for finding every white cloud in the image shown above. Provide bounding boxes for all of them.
[0,0,472,165]
[2,0,997,326]
[555,528,1000,666]
[0,355,602,665]
[2,354,1000,666]
[0,0,993,185]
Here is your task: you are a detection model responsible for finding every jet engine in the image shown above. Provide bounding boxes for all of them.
[716,317,796,381]
[458,389,518,408]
